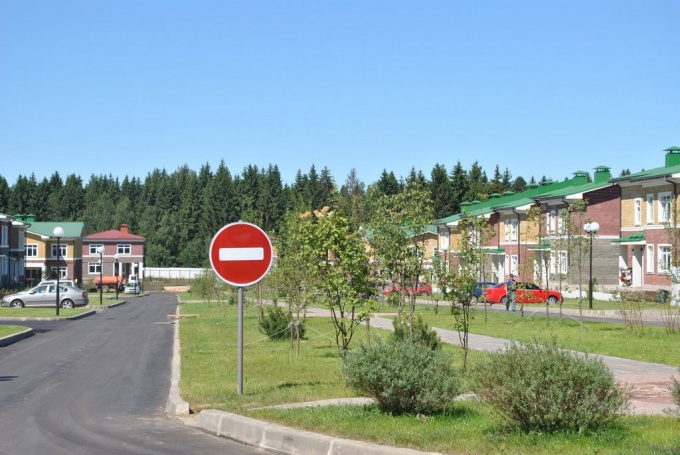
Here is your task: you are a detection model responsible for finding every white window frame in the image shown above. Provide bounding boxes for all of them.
[634,197,642,226]
[646,193,654,224]
[550,250,568,274]
[51,243,67,258]
[89,244,104,255]
[25,244,38,257]
[88,262,102,274]
[117,244,131,255]
[557,209,566,234]
[659,192,672,223]
[646,245,655,273]
[658,244,672,274]
[546,211,556,234]
[505,219,518,241]
[50,266,67,279]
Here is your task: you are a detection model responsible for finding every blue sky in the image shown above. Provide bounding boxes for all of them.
[2,1,678,188]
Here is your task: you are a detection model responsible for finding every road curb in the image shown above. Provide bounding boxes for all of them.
[198,409,441,455]
[166,305,190,416]
[0,327,34,347]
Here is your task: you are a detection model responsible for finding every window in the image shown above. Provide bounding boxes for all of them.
[634,198,642,226]
[659,245,672,274]
[646,245,655,273]
[557,209,566,234]
[511,255,518,275]
[646,194,654,224]
[505,219,518,241]
[89,262,102,274]
[659,192,672,223]
[25,244,38,257]
[51,244,66,258]
[89,244,103,255]
[50,266,67,279]
[547,211,556,234]
[1,225,7,245]
[551,250,568,274]
[117,244,131,255]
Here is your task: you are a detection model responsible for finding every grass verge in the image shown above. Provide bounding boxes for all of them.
[178,295,680,454]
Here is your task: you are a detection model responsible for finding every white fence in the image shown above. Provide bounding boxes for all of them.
[143,267,207,280]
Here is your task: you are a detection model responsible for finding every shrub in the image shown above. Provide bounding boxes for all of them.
[469,339,629,433]
[343,341,461,415]
[669,370,680,417]
[259,306,305,340]
[391,314,442,350]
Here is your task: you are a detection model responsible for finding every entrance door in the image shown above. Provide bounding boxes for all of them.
[632,246,643,287]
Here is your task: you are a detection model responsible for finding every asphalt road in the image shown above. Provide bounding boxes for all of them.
[0,293,263,455]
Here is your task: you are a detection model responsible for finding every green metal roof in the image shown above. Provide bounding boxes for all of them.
[611,233,646,244]
[27,222,85,238]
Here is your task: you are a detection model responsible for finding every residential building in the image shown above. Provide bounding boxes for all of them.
[0,213,29,287]
[610,147,680,288]
[82,224,145,286]
[23,217,86,286]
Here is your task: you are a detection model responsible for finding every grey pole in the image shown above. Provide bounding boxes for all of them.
[237,286,244,395]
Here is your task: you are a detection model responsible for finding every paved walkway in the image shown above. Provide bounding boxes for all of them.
[308,305,680,415]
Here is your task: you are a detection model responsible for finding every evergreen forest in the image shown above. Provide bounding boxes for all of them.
[0,160,541,267]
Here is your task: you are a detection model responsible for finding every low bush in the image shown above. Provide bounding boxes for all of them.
[258,305,305,341]
[391,314,442,350]
[343,341,461,415]
[669,369,680,417]
[469,339,629,433]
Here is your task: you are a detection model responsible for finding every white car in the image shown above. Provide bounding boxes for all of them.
[124,282,141,294]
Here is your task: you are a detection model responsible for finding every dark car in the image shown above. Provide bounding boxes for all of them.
[470,282,498,305]
[483,282,563,305]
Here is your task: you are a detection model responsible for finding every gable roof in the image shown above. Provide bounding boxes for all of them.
[85,229,145,241]
[27,222,85,239]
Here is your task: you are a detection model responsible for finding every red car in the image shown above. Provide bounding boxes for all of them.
[383,283,432,297]
[483,282,563,305]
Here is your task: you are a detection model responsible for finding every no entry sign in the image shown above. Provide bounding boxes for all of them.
[209,221,273,287]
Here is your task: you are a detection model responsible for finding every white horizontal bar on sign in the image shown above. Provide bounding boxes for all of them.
[219,247,264,261]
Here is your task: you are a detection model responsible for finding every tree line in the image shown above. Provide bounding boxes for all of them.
[0,160,536,267]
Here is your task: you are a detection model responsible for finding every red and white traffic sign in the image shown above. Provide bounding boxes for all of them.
[209,221,273,287]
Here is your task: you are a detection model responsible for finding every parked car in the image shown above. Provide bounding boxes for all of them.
[124,282,141,294]
[383,283,432,297]
[1,284,89,308]
[38,279,79,289]
[470,282,499,305]
[483,282,563,305]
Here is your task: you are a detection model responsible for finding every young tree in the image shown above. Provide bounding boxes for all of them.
[298,207,371,354]
[368,184,434,337]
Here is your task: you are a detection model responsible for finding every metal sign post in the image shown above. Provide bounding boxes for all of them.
[209,221,273,395]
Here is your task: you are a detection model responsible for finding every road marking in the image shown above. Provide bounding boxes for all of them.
[219,247,264,261]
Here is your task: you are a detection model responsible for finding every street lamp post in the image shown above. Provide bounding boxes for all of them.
[114,253,120,300]
[97,246,105,306]
[53,226,64,316]
[584,221,600,310]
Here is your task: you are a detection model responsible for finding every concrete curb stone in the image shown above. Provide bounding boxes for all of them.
[0,327,34,347]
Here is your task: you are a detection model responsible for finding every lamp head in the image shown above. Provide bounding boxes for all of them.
[53,226,65,238]
[97,246,105,254]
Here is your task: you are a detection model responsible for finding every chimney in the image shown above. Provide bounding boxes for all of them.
[120,224,129,234]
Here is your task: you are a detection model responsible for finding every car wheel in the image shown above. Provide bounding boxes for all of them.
[60,299,75,309]
[470,295,478,305]
[500,296,509,304]
[10,300,24,308]
[548,296,558,304]
[418,291,429,296]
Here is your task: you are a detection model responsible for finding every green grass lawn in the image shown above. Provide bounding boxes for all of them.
[178,294,680,454]
[0,324,28,337]
[0,307,95,318]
